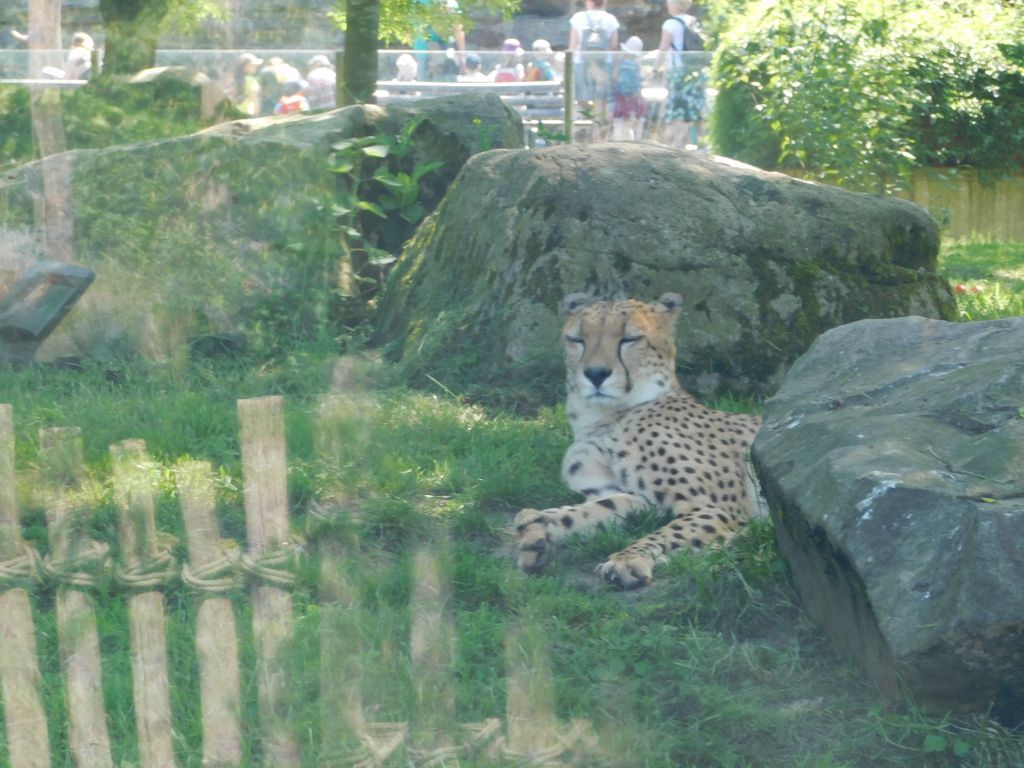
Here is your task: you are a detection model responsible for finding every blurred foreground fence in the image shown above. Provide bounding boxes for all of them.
[0,398,595,767]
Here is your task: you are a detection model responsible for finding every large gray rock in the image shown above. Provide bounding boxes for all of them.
[752,316,1024,723]
[377,142,955,400]
[0,94,522,361]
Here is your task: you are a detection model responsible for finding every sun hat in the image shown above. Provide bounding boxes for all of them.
[72,32,94,51]
[501,38,523,54]
[308,54,331,68]
[532,38,552,53]
[621,35,644,54]
[238,52,263,67]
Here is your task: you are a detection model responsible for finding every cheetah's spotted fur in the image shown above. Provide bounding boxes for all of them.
[514,292,764,588]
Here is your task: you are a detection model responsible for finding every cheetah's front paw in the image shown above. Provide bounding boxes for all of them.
[514,509,554,574]
[596,552,657,589]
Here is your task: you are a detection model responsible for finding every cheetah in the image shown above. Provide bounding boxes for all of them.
[514,292,764,588]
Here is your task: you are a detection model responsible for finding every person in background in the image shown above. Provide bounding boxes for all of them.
[524,39,556,81]
[457,52,489,82]
[235,52,263,115]
[492,38,524,82]
[656,0,707,149]
[64,31,94,80]
[258,57,301,115]
[274,79,310,114]
[413,0,466,78]
[612,35,646,140]
[568,0,619,138]
[395,53,419,81]
[306,54,336,110]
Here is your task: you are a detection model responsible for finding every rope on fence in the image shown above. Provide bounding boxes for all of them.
[0,542,43,589]
[240,545,298,588]
[42,539,111,589]
[407,718,503,768]
[496,717,598,767]
[181,540,242,593]
[113,547,178,591]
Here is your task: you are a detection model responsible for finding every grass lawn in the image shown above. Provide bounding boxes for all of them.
[937,240,1024,320]
[0,243,1022,768]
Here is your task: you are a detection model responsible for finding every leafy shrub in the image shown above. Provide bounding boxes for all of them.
[711,0,1024,191]
[0,73,239,171]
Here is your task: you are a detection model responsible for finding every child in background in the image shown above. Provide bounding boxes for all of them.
[524,39,556,81]
[457,53,489,82]
[274,80,310,114]
[612,35,647,140]
[492,38,524,82]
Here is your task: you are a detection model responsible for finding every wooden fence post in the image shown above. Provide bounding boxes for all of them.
[111,439,177,768]
[0,405,50,768]
[505,620,558,759]
[176,460,243,767]
[409,541,457,765]
[315,396,366,765]
[237,396,300,767]
[39,426,115,768]
[564,54,574,143]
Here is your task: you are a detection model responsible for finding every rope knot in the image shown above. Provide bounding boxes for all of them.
[0,543,43,590]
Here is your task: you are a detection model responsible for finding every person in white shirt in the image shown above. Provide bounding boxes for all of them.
[568,0,619,138]
[306,54,336,110]
[64,32,94,80]
[457,53,489,82]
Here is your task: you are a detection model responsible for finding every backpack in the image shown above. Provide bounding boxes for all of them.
[615,58,642,96]
[670,15,705,53]
[582,11,611,51]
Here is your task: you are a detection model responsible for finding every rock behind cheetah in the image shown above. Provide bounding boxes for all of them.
[515,293,763,588]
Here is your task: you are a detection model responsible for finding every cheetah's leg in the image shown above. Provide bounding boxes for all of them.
[596,507,744,589]
[514,493,650,574]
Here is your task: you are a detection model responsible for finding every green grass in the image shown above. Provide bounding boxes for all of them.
[938,240,1024,321]
[1,340,1023,768]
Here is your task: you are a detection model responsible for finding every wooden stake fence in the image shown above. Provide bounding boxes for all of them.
[0,396,598,768]
[40,426,114,768]
[0,405,49,768]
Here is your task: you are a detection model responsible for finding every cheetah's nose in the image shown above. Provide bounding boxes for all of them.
[584,367,612,387]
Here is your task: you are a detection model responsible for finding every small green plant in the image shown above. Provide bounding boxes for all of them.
[534,123,570,146]
[330,117,442,303]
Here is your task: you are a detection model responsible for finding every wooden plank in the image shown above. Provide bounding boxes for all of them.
[39,426,114,768]
[409,542,456,757]
[111,439,177,768]
[505,621,558,756]
[0,405,50,768]
[177,460,242,768]
[237,396,300,767]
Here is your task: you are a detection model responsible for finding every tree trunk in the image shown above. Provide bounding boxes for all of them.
[98,0,169,75]
[28,0,73,261]
[341,0,380,105]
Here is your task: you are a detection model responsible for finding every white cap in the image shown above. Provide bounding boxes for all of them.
[621,35,643,54]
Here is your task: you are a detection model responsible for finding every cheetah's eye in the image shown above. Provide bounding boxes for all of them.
[620,335,644,346]
[565,335,584,345]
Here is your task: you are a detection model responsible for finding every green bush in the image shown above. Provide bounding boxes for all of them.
[0,73,239,172]
[711,0,1024,191]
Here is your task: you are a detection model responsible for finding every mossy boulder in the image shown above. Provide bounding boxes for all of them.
[376,142,956,400]
[0,94,523,361]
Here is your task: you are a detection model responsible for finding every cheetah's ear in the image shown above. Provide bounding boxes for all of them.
[654,292,683,313]
[563,293,594,314]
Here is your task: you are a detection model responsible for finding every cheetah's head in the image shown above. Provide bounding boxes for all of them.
[561,292,682,411]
